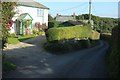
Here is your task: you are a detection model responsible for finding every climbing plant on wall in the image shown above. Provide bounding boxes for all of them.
[23,19,32,35]
[23,19,32,28]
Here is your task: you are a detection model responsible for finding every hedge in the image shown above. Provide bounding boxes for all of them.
[89,30,100,40]
[46,26,92,41]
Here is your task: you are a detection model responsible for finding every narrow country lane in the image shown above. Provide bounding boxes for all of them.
[3,36,109,78]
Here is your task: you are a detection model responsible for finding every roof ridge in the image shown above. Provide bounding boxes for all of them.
[17,0,49,9]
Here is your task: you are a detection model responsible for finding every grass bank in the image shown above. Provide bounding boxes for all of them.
[8,35,36,44]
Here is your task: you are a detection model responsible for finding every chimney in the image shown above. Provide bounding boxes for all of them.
[57,13,59,17]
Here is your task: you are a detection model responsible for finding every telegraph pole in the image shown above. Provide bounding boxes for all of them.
[89,0,92,23]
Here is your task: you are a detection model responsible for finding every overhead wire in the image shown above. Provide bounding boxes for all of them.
[48,2,93,17]
[50,2,87,13]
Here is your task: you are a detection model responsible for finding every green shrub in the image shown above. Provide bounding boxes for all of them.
[32,29,38,35]
[46,26,92,41]
[89,30,100,40]
[32,28,44,36]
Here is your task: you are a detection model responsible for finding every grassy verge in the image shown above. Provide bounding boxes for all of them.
[8,37,20,44]
[3,60,16,72]
[2,60,16,78]
[18,35,35,42]
[2,54,17,75]
[7,35,36,44]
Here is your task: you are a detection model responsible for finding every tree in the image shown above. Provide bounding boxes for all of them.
[76,14,118,33]
[48,14,54,22]
[1,2,16,49]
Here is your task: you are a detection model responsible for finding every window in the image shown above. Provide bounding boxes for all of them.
[37,9,44,17]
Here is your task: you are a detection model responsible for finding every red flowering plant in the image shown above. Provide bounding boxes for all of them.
[2,2,17,49]
[6,19,14,30]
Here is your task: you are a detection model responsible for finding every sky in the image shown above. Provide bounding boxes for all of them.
[2,0,119,18]
[36,0,119,18]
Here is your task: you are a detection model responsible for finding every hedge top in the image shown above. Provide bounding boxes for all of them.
[46,26,93,41]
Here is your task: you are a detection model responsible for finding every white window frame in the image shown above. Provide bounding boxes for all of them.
[37,9,44,17]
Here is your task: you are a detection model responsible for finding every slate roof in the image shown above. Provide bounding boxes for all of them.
[55,15,76,22]
[67,21,84,25]
[17,0,49,9]
[61,21,84,26]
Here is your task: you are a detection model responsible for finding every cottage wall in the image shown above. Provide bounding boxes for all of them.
[10,5,48,33]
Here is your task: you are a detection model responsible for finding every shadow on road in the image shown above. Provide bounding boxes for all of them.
[2,36,109,78]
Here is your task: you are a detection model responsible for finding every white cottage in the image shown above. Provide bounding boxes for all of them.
[10,0,49,35]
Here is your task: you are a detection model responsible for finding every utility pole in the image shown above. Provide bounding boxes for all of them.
[89,0,92,23]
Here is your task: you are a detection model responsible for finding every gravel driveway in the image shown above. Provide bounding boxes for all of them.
[3,36,109,78]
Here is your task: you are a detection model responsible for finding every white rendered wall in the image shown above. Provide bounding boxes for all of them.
[16,6,48,26]
[11,5,49,33]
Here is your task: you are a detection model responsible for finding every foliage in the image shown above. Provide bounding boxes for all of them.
[32,29,38,35]
[48,14,55,22]
[101,25,119,79]
[48,21,62,28]
[32,28,44,36]
[107,25,120,79]
[23,19,32,28]
[46,26,92,41]
[3,60,16,71]
[48,22,54,28]
[108,47,119,79]
[76,14,118,33]
[8,37,20,44]
[8,33,17,38]
[1,2,16,48]
[89,30,100,40]
[48,14,61,28]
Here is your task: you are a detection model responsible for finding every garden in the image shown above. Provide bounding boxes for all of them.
[7,29,45,45]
